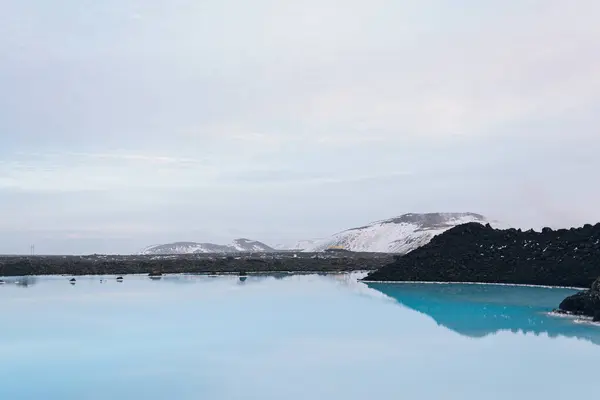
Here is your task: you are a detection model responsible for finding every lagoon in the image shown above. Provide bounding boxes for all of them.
[1,274,599,399]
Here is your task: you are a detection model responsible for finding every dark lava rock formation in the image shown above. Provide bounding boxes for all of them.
[0,252,391,277]
[557,277,600,321]
[364,222,600,288]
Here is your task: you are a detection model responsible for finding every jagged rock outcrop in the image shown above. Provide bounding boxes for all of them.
[558,278,600,321]
[364,222,600,288]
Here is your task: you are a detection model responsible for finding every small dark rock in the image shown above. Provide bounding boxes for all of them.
[148,271,163,279]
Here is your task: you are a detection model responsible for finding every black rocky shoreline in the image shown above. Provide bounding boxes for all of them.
[0,252,391,277]
[364,222,600,288]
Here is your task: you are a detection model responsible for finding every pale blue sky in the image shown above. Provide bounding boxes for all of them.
[1,0,600,254]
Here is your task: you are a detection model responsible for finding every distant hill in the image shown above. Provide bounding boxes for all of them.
[302,212,492,254]
[140,238,275,255]
[274,239,324,251]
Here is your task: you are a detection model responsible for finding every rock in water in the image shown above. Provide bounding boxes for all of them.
[593,278,600,292]
[558,277,600,320]
[148,271,163,278]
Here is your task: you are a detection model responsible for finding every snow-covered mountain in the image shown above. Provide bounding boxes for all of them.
[140,238,275,255]
[302,213,494,254]
[229,238,275,252]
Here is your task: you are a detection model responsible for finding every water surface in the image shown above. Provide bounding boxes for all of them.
[1,274,599,399]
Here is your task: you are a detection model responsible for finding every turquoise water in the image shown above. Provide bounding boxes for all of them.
[1,274,599,400]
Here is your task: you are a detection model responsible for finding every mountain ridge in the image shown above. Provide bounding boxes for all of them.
[140,212,496,255]
[140,238,275,255]
[302,212,493,253]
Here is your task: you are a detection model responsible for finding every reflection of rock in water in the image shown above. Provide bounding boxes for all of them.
[17,277,37,287]
[0,277,38,287]
[160,275,197,284]
[367,283,600,346]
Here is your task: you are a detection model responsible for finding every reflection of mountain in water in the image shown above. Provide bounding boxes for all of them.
[366,283,600,346]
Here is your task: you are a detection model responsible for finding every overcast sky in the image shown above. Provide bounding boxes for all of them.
[1,0,600,254]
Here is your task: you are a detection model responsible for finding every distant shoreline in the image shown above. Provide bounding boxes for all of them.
[2,270,372,279]
[361,280,586,290]
[2,272,587,290]
[0,253,391,277]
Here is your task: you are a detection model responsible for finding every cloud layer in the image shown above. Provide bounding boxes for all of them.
[1,0,600,253]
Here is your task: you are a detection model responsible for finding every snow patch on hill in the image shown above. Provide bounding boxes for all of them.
[303,213,493,254]
[273,239,326,251]
[140,239,274,255]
